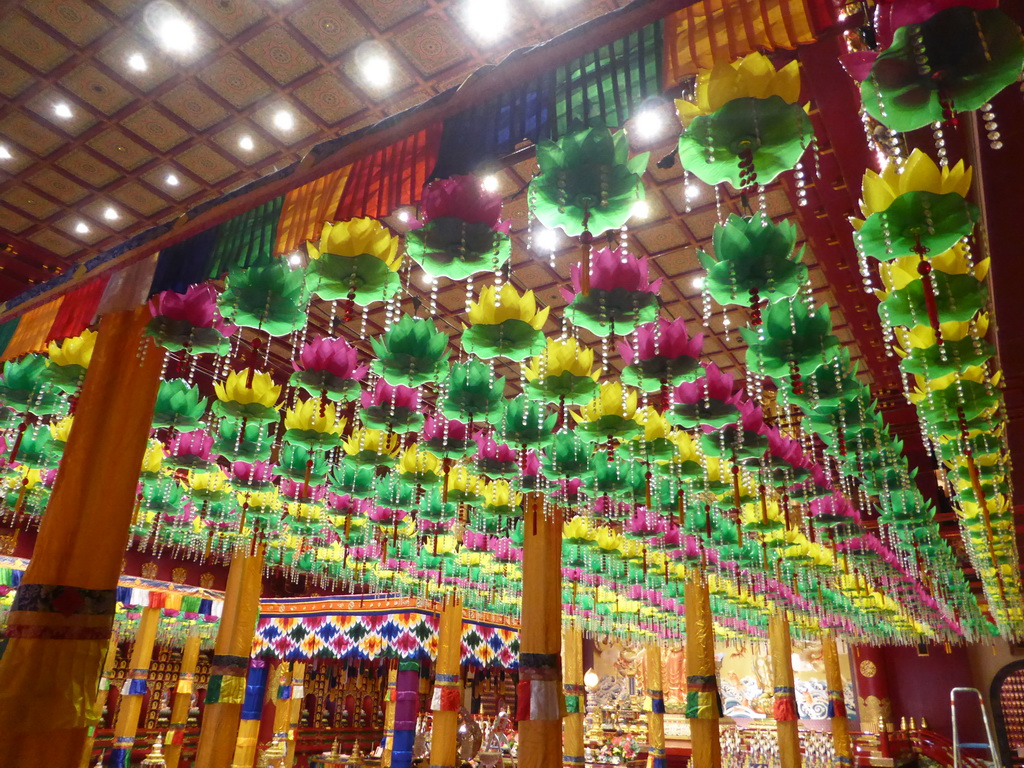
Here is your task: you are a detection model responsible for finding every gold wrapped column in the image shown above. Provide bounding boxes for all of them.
[164,634,202,768]
[429,596,464,768]
[229,658,272,768]
[822,632,852,766]
[281,662,306,767]
[685,572,721,768]
[194,548,265,768]
[79,635,120,768]
[0,308,164,765]
[382,663,399,768]
[645,644,666,768]
[109,605,161,766]
[562,626,584,768]
[769,613,801,768]
[517,494,562,768]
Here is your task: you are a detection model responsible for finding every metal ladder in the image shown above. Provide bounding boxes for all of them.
[951,687,1003,768]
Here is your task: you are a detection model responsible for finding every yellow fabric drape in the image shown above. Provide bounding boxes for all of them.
[519,494,562,768]
[230,720,261,768]
[165,634,202,768]
[382,663,399,768]
[284,662,306,767]
[0,307,164,766]
[429,597,463,768]
[646,644,665,768]
[562,626,584,766]
[822,632,852,765]
[2,297,63,361]
[79,635,120,768]
[665,0,828,79]
[769,614,801,768]
[274,165,354,255]
[111,606,161,757]
[195,549,265,768]
[685,573,721,768]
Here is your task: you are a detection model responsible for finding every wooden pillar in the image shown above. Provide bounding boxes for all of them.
[429,597,464,768]
[194,548,264,768]
[646,644,666,768]
[164,634,202,768]
[822,632,853,767]
[517,493,562,768]
[229,659,271,768]
[108,606,161,766]
[0,308,164,766]
[852,645,892,731]
[685,572,721,768]
[562,626,584,768]
[382,663,399,768]
[769,613,801,768]
[79,635,120,768]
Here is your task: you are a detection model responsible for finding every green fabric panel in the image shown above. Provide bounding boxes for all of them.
[0,317,21,358]
[555,21,663,136]
[208,196,285,280]
[180,595,202,613]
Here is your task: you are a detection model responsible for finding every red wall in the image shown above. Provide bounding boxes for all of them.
[880,644,984,742]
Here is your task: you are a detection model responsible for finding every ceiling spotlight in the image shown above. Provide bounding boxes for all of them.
[165,172,180,186]
[127,52,148,72]
[0,145,11,160]
[272,109,295,131]
[634,109,663,140]
[533,229,558,252]
[53,102,73,119]
[103,207,120,221]
[419,271,436,288]
[464,0,507,42]
[288,252,303,267]
[146,2,197,54]
[358,47,392,88]
[481,175,499,193]
[74,221,90,234]
[692,275,705,290]
[238,134,255,151]
[631,200,650,219]
[396,209,412,223]
[684,183,700,201]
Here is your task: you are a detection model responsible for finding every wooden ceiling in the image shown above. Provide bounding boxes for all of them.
[0,0,632,297]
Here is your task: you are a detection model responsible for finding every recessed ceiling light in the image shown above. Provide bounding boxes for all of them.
[631,200,650,219]
[692,276,705,290]
[396,209,412,223]
[273,109,295,131]
[356,42,393,88]
[481,175,499,193]
[165,172,180,186]
[74,221,90,234]
[0,145,11,160]
[238,134,255,151]
[288,252,302,267]
[53,103,73,119]
[127,52,148,72]
[419,271,436,287]
[103,207,120,221]
[146,2,196,54]
[464,0,507,41]
[684,183,700,201]
[534,229,558,252]
[633,109,663,140]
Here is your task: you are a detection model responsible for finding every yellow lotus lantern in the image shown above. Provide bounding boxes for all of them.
[463,283,550,362]
[571,382,641,440]
[140,439,164,476]
[444,465,486,503]
[213,369,282,422]
[523,337,601,405]
[397,444,443,485]
[482,479,522,515]
[675,53,801,128]
[306,218,402,305]
[47,329,97,369]
[48,416,73,444]
[342,427,402,466]
[855,151,972,224]
[283,397,346,449]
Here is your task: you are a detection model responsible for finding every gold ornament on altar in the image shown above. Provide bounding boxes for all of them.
[258,735,287,768]
[141,739,167,767]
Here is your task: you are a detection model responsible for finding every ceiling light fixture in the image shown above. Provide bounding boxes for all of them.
[684,183,700,201]
[396,209,412,223]
[464,0,506,42]
[631,200,650,219]
[146,2,197,54]
[165,172,180,186]
[288,252,303,267]
[633,109,663,140]
[127,52,148,72]
[74,221,90,234]
[533,229,558,252]
[53,103,73,119]
[692,276,705,290]
[238,134,255,151]
[481,175,499,193]
[0,145,11,160]
[273,109,295,131]
[358,48,392,88]
[103,207,120,221]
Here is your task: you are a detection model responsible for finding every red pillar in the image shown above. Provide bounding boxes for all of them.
[852,646,893,733]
